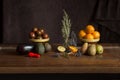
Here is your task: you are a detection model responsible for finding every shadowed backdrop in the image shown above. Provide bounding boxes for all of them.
[2,0,120,44]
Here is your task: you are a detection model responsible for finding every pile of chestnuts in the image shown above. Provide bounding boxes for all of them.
[29,27,49,39]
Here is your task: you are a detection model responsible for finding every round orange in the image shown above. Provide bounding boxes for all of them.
[92,31,100,39]
[79,30,86,38]
[84,34,94,40]
[86,25,95,34]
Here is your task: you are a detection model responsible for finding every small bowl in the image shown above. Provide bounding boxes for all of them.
[80,37,100,43]
[30,38,50,43]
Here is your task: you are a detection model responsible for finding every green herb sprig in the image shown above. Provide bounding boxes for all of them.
[61,9,71,48]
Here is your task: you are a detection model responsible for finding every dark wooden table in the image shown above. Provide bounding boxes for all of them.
[0,43,120,73]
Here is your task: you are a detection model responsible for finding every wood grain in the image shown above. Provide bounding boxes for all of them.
[0,43,120,73]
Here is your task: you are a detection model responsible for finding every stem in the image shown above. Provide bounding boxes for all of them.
[64,37,69,48]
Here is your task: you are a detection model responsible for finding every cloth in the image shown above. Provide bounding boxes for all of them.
[94,0,120,35]
[3,0,120,43]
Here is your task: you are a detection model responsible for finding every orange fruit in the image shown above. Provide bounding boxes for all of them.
[86,25,95,34]
[84,33,94,40]
[92,31,100,39]
[79,30,86,38]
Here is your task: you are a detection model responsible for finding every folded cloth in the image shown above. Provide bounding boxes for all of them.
[95,0,120,20]
[94,0,120,35]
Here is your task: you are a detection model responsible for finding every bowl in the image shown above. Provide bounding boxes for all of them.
[30,38,50,43]
[80,37,100,43]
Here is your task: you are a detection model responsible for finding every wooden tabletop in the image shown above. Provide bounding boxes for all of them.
[0,43,120,73]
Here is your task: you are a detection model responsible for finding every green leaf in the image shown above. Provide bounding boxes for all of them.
[61,9,71,48]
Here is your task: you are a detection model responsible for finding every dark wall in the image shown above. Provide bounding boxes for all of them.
[0,0,3,43]
[3,0,120,44]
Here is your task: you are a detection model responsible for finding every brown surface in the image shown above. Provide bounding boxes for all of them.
[0,43,120,73]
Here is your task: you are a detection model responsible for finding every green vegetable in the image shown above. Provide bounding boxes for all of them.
[61,9,71,48]
[35,43,45,54]
[44,43,52,52]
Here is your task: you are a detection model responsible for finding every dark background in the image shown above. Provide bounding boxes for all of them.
[1,0,120,79]
[2,0,120,44]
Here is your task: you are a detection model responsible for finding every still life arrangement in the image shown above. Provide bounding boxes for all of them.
[29,27,52,58]
[16,10,104,58]
[17,28,52,58]
[56,10,81,57]
[79,25,104,56]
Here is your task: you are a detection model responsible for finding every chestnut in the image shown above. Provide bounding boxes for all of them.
[40,29,44,34]
[36,30,42,36]
[43,33,49,39]
[33,27,38,32]
[30,32,36,39]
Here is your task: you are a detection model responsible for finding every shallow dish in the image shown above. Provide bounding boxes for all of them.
[80,37,100,43]
[30,38,50,43]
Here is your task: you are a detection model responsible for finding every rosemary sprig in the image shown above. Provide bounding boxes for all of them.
[61,9,71,48]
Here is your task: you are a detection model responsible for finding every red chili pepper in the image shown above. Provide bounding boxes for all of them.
[28,52,41,58]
